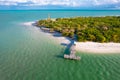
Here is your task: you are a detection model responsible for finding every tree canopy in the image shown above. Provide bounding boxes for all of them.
[37,16,120,43]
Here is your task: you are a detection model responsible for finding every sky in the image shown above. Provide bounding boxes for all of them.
[0,0,120,10]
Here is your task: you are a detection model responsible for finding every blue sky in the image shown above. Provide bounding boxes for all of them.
[0,0,120,10]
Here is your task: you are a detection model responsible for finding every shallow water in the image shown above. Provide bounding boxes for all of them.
[0,10,120,80]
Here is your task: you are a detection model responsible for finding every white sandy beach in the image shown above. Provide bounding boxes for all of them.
[49,34,120,53]
[75,42,120,53]
[22,21,35,26]
[25,22,120,54]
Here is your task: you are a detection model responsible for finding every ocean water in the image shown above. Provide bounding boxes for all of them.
[0,10,120,80]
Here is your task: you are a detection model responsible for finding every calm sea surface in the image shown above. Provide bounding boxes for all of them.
[0,10,120,80]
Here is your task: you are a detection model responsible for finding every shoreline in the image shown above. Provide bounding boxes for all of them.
[23,21,120,54]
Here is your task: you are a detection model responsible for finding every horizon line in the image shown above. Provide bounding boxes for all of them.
[0,9,120,11]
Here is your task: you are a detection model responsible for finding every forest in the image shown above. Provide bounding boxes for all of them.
[37,16,120,43]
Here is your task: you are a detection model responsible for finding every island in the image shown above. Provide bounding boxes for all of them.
[33,16,120,54]
[36,16,120,43]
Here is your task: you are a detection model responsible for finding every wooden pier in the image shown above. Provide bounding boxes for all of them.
[64,43,81,60]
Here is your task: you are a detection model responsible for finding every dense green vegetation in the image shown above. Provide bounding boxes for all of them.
[37,16,120,43]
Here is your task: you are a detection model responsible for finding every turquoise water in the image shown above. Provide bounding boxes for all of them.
[0,10,120,80]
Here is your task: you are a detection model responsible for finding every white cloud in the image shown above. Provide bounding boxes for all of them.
[0,2,17,6]
[92,0,120,5]
[0,0,120,8]
[0,0,28,5]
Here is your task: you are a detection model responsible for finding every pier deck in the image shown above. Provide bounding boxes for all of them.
[64,44,81,60]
